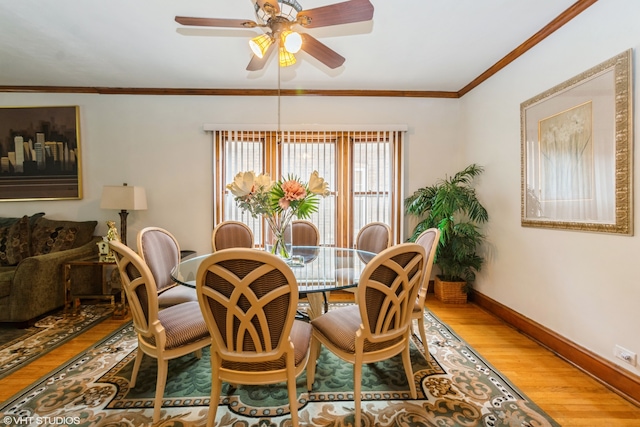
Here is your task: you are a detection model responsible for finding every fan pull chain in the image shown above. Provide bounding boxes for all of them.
[277,50,282,147]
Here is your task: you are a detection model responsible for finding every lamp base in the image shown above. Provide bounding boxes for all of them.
[118,210,129,246]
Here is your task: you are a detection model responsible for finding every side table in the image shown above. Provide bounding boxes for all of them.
[63,256,127,319]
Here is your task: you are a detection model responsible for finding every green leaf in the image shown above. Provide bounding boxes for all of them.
[404,164,488,286]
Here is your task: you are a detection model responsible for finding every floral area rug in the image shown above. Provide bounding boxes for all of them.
[0,304,114,379]
[0,305,560,427]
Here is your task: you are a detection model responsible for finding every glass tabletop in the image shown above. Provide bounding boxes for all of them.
[170,246,376,294]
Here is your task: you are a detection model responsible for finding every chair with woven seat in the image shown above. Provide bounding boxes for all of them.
[291,220,321,265]
[292,219,320,246]
[196,248,312,427]
[337,222,392,296]
[137,226,197,307]
[211,220,254,251]
[109,240,211,424]
[411,228,440,355]
[291,220,321,313]
[355,221,392,254]
[306,242,425,427]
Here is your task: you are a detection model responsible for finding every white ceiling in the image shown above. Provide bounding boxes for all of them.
[0,0,584,92]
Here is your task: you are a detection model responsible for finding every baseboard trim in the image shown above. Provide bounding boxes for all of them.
[470,290,640,406]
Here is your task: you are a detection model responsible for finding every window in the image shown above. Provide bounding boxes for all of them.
[210,127,405,248]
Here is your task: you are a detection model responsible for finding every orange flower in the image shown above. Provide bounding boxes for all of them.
[281,179,306,201]
[279,198,290,210]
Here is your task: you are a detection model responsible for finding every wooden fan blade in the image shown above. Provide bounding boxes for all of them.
[175,16,257,28]
[246,43,276,71]
[256,0,280,15]
[300,33,345,69]
[298,0,374,28]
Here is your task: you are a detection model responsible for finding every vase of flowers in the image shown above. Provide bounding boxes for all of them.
[265,218,293,258]
[226,170,330,259]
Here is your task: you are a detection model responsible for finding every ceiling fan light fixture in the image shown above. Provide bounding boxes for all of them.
[255,0,302,23]
[277,0,303,20]
[278,46,296,67]
[177,0,374,71]
[249,33,273,58]
[282,30,302,54]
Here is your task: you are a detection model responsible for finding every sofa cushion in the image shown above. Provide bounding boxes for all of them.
[0,215,31,266]
[0,212,45,229]
[31,217,97,256]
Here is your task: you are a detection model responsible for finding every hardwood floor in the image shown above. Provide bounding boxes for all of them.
[424,295,640,427]
[0,314,130,403]
[1,296,639,426]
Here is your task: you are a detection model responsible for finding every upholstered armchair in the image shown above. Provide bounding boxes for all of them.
[211,220,254,251]
[196,248,312,427]
[307,243,425,426]
[137,226,197,307]
[109,240,211,424]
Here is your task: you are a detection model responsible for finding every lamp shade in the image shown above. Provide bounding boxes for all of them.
[282,31,302,54]
[249,33,273,59]
[100,185,147,211]
[278,47,296,67]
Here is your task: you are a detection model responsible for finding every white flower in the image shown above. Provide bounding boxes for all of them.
[226,171,256,197]
[308,170,330,197]
[254,173,274,192]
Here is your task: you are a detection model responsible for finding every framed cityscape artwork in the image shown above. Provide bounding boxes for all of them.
[0,106,83,201]
[521,49,633,235]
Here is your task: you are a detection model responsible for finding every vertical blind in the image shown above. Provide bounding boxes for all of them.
[208,126,405,248]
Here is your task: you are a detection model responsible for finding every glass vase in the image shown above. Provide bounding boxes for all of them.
[266,223,292,259]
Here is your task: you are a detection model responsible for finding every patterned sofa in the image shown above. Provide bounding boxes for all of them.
[0,213,99,323]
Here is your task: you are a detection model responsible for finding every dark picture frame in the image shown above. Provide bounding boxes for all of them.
[521,50,633,235]
[0,106,83,201]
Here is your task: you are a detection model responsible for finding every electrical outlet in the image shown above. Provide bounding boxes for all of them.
[614,345,637,366]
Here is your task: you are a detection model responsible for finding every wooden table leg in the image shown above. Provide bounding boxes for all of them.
[304,292,333,360]
[305,293,324,321]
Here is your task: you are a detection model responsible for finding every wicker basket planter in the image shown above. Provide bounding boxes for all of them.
[434,276,468,304]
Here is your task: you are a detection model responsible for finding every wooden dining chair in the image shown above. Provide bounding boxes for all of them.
[339,222,392,299]
[292,220,320,246]
[411,228,440,355]
[356,221,392,254]
[291,220,321,310]
[108,240,211,424]
[211,220,254,251]
[137,226,197,307]
[196,248,312,427]
[306,242,425,427]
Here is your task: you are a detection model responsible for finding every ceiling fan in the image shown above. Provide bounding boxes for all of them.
[175,0,374,71]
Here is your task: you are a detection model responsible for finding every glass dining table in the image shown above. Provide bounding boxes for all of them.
[170,246,376,320]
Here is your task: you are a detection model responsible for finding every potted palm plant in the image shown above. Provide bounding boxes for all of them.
[405,164,488,303]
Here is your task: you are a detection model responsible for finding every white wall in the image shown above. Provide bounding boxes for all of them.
[461,0,640,375]
[0,93,460,255]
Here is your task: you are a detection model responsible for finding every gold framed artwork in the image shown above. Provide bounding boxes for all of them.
[521,49,633,235]
[0,106,83,201]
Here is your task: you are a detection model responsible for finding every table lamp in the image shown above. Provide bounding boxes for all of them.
[100,183,147,246]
